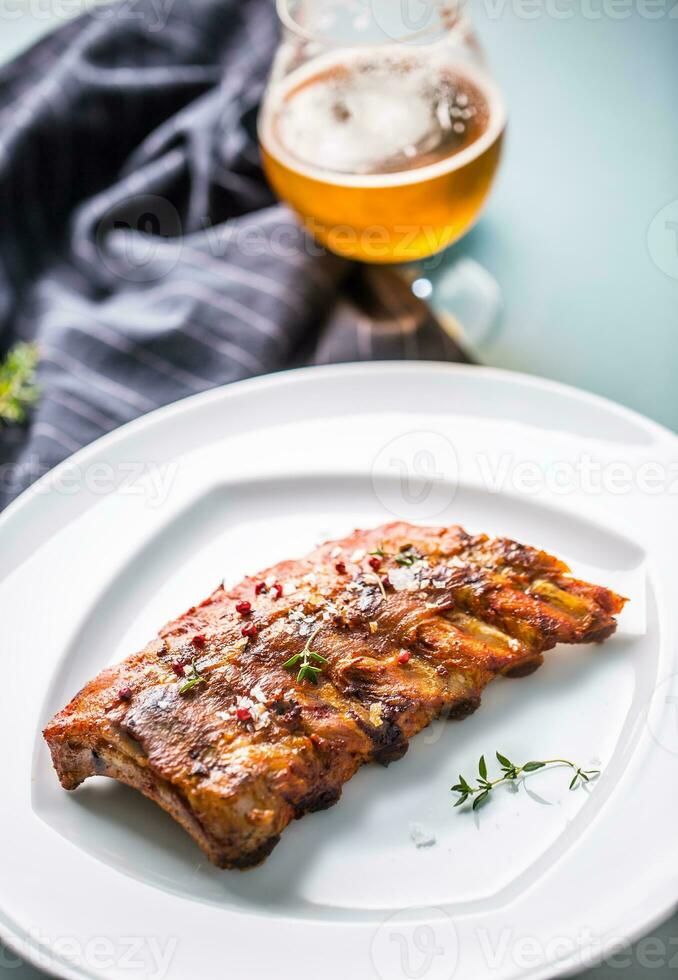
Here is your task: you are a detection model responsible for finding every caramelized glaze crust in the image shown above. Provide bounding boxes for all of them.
[44,523,625,868]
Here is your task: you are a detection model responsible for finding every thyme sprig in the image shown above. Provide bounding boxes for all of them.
[179,659,207,694]
[283,626,327,684]
[369,541,422,567]
[395,547,421,567]
[452,752,600,811]
[0,342,40,424]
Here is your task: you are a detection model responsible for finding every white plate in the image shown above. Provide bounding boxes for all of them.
[1,362,677,980]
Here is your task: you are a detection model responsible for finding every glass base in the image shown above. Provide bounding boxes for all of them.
[397,251,502,362]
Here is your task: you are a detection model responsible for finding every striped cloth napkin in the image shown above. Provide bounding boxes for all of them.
[0,0,467,510]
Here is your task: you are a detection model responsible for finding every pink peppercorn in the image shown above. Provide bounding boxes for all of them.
[235,600,251,615]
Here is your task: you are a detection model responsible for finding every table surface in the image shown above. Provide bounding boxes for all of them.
[1,2,676,977]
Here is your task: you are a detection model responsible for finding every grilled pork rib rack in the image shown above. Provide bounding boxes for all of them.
[44,523,625,868]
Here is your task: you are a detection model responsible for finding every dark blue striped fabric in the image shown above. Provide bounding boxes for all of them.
[0,0,467,509]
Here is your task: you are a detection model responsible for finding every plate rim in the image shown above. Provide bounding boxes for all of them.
[2,360,676,547]
[2,360,677,980]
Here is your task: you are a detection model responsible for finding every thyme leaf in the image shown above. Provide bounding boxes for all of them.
[178,659,207,694]
[394,547,421,567]
[368,542,422,567]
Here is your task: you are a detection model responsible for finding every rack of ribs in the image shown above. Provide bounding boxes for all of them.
[44,522,625,868]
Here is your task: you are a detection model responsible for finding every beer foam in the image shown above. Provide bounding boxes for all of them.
[274,60,448,174]
[260,46,506,187]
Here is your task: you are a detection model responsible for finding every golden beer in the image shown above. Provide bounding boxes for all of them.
[259,49,506,263]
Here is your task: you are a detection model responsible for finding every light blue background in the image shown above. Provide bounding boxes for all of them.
[0,1,676,977]
[448,0,678,432]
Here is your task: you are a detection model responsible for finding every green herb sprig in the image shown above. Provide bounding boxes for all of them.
[0,342,40,424]
[179,659,207,694]
[394,547,421,567]
[369,542,422,567]
[452,752,601,811]
[283,627,327,684]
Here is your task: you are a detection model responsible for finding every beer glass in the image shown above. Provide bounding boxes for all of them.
[258,0,506,263]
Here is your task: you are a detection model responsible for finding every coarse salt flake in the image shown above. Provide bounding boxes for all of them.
[388,566,419,592]
[409,822,437,849]
[250,682,268,703]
